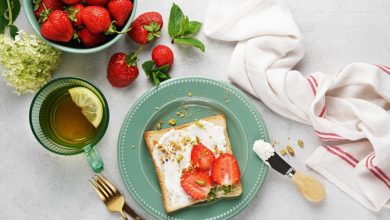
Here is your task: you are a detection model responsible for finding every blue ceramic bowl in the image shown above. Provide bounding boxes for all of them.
[23,0,137,54]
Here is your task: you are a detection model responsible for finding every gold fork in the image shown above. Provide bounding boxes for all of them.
[90,174,141,220]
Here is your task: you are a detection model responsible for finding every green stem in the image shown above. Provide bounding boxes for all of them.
[6,0,13,25]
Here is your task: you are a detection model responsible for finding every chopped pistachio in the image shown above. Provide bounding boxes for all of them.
[195,179,205,186]
[168,119,176,126]
[280,148,287,156]
[176,111,185,118]
[298,140,304,148]
[287,145,295,156]
[195,121,204,128]
[177,154,183,163]
[187,92,193,97]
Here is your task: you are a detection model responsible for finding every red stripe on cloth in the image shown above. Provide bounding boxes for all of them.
[330,146,359,163]
[306,77,317,95]
[365,154,390,189]
[375,64,390,75]
[370,155,390,183]
[319,105,326,117]
[315,130,345,139]
[308,75,319,88]
[319,137,343,141]
[323,146,356,167]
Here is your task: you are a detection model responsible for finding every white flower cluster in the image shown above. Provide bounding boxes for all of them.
[0,31,62,94]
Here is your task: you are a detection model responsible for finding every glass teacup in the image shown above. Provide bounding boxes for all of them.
[29,77,109,173]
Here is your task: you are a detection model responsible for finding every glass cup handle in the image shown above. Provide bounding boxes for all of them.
[84,146,104,173]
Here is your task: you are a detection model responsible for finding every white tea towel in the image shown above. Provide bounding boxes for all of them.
[204,0,390,211]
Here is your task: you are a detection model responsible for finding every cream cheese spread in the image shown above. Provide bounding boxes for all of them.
[152,120,227,209]
[253,139,275,164]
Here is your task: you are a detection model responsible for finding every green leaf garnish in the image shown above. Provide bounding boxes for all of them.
[207,187,217,202]
[173,37,205,52]
[142,61,170,86]
[168,3,205,52]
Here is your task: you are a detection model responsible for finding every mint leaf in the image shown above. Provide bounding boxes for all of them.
[142,61,171,86]
[158,64,170,73]
[142,60,155,77]
[168,3,184,38]
[168,3,205,52]
[0,0,21,34]
[183,21,202,36]
[174,37,205,52]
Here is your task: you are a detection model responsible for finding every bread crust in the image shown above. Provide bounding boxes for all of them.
[144,114,242,213]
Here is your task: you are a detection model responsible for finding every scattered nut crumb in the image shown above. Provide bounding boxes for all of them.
[195,121,204,128]
[298,140,304,148]
[168,119,176,126]
[156,120,163,130]
[280,149,287,156]
[177,154,183,163]
[187,92,192,97]
[287,145,295,156]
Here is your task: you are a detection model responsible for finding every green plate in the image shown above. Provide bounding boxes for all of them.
[118,77,268,220]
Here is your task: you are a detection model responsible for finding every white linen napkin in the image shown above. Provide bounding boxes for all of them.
[204,0,390,211]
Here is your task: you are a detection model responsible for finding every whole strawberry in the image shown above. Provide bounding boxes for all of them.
[128,12,163,45]
[82,6,111,34]
[34,0,64,19]
[108,0,133,27]
[40,10,74,42]
[65,3,84,27]
[152,45,174,68]
[107,50,141,87]
[60,0,81,4]
[85,0,107,6]
[78,28,107,47]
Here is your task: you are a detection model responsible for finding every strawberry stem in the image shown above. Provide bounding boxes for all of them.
[125,46,143,66]
[105,21,131,35]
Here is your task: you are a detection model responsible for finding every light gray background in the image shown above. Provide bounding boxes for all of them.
[1,0,389,219]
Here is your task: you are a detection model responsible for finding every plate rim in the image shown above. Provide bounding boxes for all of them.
[117,76,269,220]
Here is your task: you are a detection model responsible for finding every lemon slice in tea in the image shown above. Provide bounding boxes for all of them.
[68,87,103,128]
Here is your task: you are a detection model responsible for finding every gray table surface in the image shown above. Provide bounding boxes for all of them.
[1,0,389,219]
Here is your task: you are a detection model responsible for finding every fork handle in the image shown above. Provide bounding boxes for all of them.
[123,203,142,220]
[119,210,128,220]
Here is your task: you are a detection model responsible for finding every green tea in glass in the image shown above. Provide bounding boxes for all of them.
[30,77,109,173]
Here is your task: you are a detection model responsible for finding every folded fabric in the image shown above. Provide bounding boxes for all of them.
[204,0,390,211]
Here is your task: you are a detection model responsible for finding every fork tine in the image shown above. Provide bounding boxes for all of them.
[89,179,107,202]
[92,176,111,199]
[97,174,119,194]
[94,175,115,197]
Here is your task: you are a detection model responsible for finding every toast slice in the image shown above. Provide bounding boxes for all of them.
[144,114,242,213]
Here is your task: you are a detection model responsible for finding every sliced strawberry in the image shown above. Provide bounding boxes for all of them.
[191,143,215,170]
[180,169,211,200]
[211,153,240,186]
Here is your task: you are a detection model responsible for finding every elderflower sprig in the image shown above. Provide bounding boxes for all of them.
[0,31,62,94]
